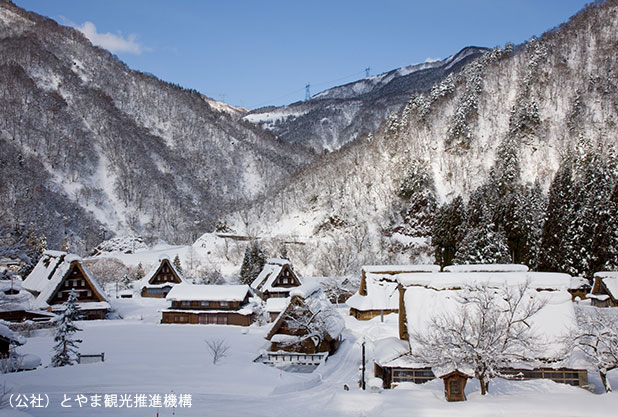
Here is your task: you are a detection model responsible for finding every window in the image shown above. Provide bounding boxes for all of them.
[81,280,85,286]
[181,301,191,307]
[201,301,209,307]
[87,290,91,297]
[219,301,229,307]
[58,292,63,298]
[449,380,461,395]
[65,281,70,287]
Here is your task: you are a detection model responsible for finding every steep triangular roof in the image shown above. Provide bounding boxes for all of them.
[139,256,186,288]
[266,283,344,341]
[251,258,301,293]
[22,250,67,296]
[28,255,110,310]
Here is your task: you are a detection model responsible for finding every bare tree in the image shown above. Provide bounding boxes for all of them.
[410,282,546,395]
[205,339,230,365]
[567,307,618,393]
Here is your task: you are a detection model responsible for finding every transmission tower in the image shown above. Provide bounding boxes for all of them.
[365,67,370,77]
[305,83,311,100]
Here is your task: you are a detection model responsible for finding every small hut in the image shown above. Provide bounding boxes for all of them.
[438,369,473,402]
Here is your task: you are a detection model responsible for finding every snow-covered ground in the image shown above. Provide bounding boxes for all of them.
[2,303,617,417]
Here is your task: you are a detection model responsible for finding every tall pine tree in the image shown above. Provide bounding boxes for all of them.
[51,289,82,367]
[239,242,266,285]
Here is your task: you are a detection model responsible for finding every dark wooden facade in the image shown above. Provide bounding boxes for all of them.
[349,308,397,321]
[262,264,301,300]
[161,293,254,326]
[441,371,470,402]
[375,363,589,389]
[0,309,55,323]
[141,259,183,298]
[47,262,109,320]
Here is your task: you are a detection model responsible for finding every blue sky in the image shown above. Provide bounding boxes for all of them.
[15,0,591,109]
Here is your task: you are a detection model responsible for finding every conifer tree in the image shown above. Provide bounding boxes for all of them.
[173,254,183,274]
[51,289,82,367]
[453,221,510,265]
[239,242,266,285]
[432,196,466,268]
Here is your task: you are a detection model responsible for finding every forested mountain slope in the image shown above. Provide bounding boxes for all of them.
[0,1,313,253]
[226,0,618,278]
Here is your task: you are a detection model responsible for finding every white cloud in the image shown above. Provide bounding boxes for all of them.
[76,21,142,55]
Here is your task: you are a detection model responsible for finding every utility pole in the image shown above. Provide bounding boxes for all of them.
[305,83,311,100]
[361,338,366,390]
[365,67,370,77]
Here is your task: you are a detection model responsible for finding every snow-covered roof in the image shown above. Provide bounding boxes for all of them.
[0,281,34,312]
[267,286,344,342]
[362,264,440,274]
[251,258,300,293]
[347,265,439,312]
[346,281,399,312]
[0,322,24,344]
[23,253,110,310]
[265,297,289,313]
[139,256,186,288]
[373,337,411,366]
[22,250,67,295]
[444,264,529,273]
[602,277,618,298]
[166,283,250,302]
[397,271,573,291]
[404,285,578,365]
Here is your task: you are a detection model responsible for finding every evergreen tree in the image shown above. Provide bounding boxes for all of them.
[453,221,511,265]
[396,161,437,237]
[432,196,466,268]
[538,162,574,272]
[173,254,183,274]
[51,289,82,367]
[590,184,618,272]
[239,242,266,285]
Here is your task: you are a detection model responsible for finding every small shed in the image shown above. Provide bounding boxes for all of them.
[438,369,472,402]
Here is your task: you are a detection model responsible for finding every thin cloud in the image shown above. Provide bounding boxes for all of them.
[75,21,142,55]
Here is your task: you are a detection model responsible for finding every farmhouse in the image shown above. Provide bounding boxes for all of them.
[373,266,589,391]
[264,283,344,365]
[161,284,257,326]
[346,264,440,320]
[21,251,110,320]
[589,271,618,307]
[139,256,186,298]
[251,258,302,300]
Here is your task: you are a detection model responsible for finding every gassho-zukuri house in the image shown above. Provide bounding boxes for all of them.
[21,250,110,320]
[372,264,589,392]
[346,264,440,320]
[161,283,258,326]
[263,283,344,366]
[139,256,186,298]
[589,271,618,307]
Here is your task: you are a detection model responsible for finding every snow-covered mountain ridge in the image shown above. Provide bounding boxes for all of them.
[243,47,488,151]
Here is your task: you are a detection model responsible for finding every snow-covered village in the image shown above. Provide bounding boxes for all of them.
[2,0,618,416]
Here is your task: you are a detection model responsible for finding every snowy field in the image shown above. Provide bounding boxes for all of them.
[2,303,617,417]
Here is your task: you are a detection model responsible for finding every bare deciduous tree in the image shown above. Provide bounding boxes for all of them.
[567,307,618,393]
[410,282,546,395]
[205,339,230,365]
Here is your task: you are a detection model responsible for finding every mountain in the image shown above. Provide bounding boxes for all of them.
[224,0,618,276]
[0,1,314,253]
[243,46,487,151]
